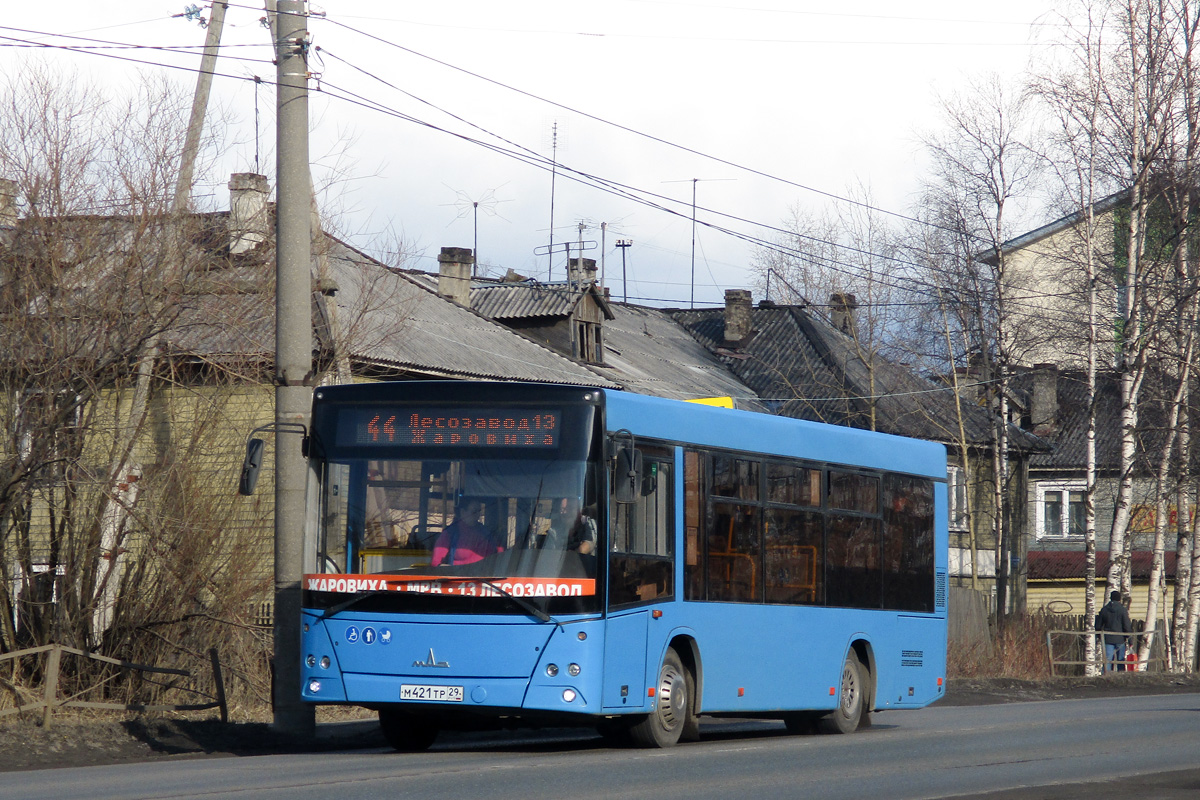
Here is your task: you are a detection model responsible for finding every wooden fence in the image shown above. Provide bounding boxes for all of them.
[0,644,228,727]
[949,587,994,657]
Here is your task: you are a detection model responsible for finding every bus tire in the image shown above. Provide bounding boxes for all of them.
[629,647,690,748]
[819,652,866,735]
[378,708,438,751]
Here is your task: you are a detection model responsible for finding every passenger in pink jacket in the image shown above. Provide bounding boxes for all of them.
[430,498,502,566]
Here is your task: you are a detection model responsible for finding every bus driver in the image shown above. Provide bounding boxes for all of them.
[430,498,502,566]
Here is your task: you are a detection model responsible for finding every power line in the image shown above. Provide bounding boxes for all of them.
[316,15,978,242]
[3,20,1139,317]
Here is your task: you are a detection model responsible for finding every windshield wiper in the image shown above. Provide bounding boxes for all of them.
[319,591,387,619]
[479,580,553,623]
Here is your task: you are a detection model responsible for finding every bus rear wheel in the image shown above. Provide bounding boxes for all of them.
[378,708,438,751]
[820,652,868,734]
[629,647,691,748]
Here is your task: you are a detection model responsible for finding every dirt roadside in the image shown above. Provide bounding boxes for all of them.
[2,673,1200,773]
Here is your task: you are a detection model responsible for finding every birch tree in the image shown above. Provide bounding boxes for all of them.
[1031,0,1120,675]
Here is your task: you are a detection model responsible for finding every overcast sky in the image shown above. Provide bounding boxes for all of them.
[1,1,1063,308]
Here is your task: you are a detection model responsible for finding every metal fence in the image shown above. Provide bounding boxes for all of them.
[1045,630,1167,676]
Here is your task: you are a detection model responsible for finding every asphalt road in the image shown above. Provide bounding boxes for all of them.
[7,692,1200,800]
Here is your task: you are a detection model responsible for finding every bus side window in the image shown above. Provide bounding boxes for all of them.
[610,454,674,608]
[683,450,703,600]
[881,474,935,611]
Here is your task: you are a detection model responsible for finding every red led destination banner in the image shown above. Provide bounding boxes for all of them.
[339,407,560,449]
[304,574,595,597]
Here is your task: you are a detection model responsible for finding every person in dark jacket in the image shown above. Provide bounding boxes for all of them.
[1097,590,1133,672]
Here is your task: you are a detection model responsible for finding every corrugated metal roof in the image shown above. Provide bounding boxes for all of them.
[1012,367,1171,473]
[471,282,577,319]
[470,281,614,321]
[1028,550,1177,580]
[672,304,1040,448]
[16,212,614,387]
[587,304,766,407]
[321,243,614,386]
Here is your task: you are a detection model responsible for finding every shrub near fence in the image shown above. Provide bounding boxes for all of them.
[947,594,1173,678]
[0,644,228,726]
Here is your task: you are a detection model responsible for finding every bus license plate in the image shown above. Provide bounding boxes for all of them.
[400,684,464,702]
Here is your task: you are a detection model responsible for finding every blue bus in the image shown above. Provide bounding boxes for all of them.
[298,381,947,749]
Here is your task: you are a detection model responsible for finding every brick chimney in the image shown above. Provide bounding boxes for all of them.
[568,257,598,286]
[723,289,753,347]
[0,178,17,229]
[228,173,270,254]
[437,247,474,307]
[830,292,858,337]
[1031,362,1059,434]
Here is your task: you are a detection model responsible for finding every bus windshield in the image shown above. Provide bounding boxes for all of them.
[313,454,600,611]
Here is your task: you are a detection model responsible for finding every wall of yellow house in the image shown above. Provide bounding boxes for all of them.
[9,379,279,588]
[1003,209,1119,369]
[1028,581,1177,623]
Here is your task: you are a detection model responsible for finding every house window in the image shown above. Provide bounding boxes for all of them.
[11,563,64,637]
[15,390,83,483]
[1037,482,1086,539]
[947,466,969,532]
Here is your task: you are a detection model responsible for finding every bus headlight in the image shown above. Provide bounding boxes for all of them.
[306,655,316,668]
[308,679,321,694]
[562,689,577,703]
[320,656,331,669]
[546,663,559,677]
[568,663,581,676]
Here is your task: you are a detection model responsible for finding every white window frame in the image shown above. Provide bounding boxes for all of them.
[947,465,969,532]
[1036,481,1087,540]
[8,563,64,630]
[15,389,83,464]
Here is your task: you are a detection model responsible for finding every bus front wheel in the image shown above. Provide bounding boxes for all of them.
[379,708,438,751]
[820,652,868,734]
[629,647,691,748]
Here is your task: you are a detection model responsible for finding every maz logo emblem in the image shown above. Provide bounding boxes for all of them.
[413,648,450,668]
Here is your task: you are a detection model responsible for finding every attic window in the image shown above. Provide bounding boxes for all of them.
[578,321,604,365]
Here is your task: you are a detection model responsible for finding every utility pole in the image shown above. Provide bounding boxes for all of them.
[172,1,227,211]
[615,239,632,303]
[600,221,606,287]
[272,0,315,736]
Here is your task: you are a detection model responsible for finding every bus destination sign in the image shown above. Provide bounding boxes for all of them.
[340,407,561,449]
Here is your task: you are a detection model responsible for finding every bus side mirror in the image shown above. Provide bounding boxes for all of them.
[614,447,643,504]
[239,438,265,496]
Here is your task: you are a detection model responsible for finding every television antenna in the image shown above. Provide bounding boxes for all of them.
[543,120,568,282]
[442,185,510,276]
[664,177,735,308]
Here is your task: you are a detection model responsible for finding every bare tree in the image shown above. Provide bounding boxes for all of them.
[749,185,927,430]
[0,61,418,709]
[922,74,1042,622]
